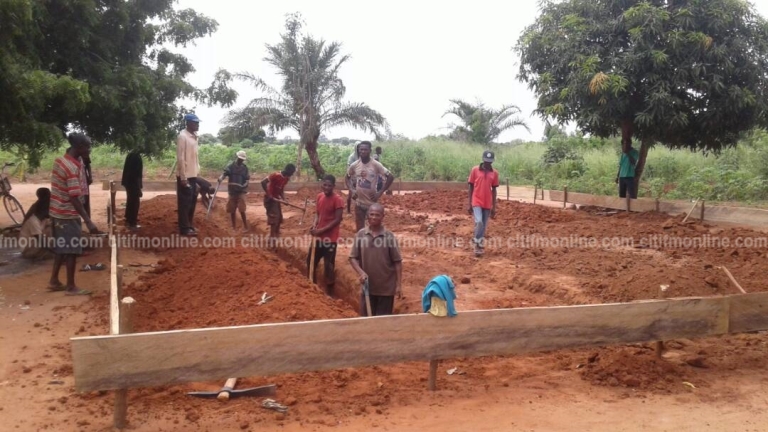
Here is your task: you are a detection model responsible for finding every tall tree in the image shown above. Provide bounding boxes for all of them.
[223,14,388,178]
[516,0,768,190]
[0,0,236,166]
[443,99,529,144]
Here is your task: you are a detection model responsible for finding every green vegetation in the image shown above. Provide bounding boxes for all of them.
[4,130,767,204]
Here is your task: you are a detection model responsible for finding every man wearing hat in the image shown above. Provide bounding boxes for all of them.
[219,151,250,232]
[176,113,201,236]
[467,150,499,257]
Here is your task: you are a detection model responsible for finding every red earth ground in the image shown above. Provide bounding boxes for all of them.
[1,183,767,431]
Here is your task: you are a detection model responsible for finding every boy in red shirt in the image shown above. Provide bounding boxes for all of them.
[308,174,345,296]
[467,150,499,257]
[261,164,296,244]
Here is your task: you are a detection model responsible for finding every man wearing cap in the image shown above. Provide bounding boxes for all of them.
[467,150,499,257]
[220,151,250,232]
[176,113,201,236]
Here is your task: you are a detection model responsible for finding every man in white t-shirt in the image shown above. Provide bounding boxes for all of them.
[346,141,394,232]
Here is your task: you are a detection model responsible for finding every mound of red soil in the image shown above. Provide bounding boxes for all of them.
[579,347,694,393]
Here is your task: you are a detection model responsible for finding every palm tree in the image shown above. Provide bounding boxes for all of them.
[443,99,529,144]
[223,14,388,178]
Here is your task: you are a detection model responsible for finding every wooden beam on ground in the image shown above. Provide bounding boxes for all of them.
[103,180,470,193]
[71,295,742,392]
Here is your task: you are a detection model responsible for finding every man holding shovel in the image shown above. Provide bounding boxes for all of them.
[349,203,403,316]
[220,151,250,232]
[261,163,296,245]
[308,174,344,296]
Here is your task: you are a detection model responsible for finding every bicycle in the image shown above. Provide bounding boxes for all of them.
[1,162,25,225]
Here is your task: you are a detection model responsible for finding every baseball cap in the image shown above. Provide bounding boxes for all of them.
[236,150,247,160]
[482,150,495,163]
[184,113,201,123]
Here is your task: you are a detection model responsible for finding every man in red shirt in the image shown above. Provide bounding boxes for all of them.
[308,174,345,296]
[261,163,296,244]
[467,150,499,257]
[48,133,102,295]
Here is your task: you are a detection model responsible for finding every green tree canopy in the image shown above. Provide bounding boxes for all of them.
[443,99,529,144]
[516,0,768,186]
[0,0,236,167]
[222,13,388,178]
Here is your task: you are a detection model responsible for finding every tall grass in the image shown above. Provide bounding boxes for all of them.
[2,130,767,204]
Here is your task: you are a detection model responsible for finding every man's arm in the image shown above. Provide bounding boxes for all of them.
[377,172,395,198]
[491,187,498,218]
[261,177,270,196]
[71,197,98,233]
[348,237,367,283]
[176,134,187,183]
[468,184,474,213]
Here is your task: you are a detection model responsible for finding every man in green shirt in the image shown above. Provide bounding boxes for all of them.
[616,139,640,199]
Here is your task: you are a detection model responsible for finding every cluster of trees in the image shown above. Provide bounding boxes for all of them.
[3,1,768,185]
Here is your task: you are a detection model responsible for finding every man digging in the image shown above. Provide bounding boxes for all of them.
[349,203,403,316]
[220,150,250,232]
[468,150,499,257]
[261,164,296,246]
[308,175,345,296]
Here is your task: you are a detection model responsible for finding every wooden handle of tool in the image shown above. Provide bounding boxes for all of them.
[217,377,237,401]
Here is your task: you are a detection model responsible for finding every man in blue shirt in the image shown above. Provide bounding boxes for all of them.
[616,139,640,199]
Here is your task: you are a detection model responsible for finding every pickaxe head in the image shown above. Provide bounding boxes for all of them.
[299,198,309,225]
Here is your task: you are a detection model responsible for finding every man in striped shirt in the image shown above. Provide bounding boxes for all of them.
[48,133,102,296]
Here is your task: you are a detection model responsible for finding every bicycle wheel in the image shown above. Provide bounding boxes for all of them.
[3,194,25,225]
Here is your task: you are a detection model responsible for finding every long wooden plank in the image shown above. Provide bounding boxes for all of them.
[72,296,729,392]
[702,205,768,227]
[102,180,472,192]
[729,292,768,333]
[549,190,659,212]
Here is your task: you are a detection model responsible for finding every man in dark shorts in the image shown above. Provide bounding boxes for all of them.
[261,164,296,244]
[308,174,344,296]
[346,141,394,232]
[220,151,250,232]
[348,203,403,316]
[48,133,102,296]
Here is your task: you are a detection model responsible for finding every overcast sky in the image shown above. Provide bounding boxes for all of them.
[175,0,768,143]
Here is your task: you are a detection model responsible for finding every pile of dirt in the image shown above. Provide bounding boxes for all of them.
[118,194,231,241]
[579,347,694,393]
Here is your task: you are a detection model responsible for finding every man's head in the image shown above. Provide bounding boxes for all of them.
[481,149,495,170]
[282,163,296,178]
[67,132,92,159]
[236,150,247,165]
[358,141,372,161]
[375,146,382,155]
[184,113,200,133]
[36,187,51,201]
[367,203,385,229]
[321,174,336,196]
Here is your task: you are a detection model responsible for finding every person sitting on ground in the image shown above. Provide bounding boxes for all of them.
[220,151,250,232]
[348,203,403,316]
[20,188,54,260]
[261,164,296,244]
[196,177,217,209]
[308,174,345,297]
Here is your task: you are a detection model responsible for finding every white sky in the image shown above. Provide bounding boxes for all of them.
[175,0,768,142]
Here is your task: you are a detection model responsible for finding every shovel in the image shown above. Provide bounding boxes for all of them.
[205,178,222,219]
[187,378,276,401]
[363,278,372,317]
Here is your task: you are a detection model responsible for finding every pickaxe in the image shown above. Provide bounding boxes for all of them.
[187,378,276,401]
[274,198,309,225]
[205,178,222,219]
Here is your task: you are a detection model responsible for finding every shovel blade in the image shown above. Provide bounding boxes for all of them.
[228,384,277,399]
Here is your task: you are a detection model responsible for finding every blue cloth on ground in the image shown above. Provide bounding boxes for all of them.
[421,275,458,317]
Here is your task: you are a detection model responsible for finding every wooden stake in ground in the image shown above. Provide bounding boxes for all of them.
[625,193,631,212]
[682,198,700,223]
[114,297,135,429]
[700,200,706,221]
[656,286,668,358]
[563,185,568,209]
[308,239,317,283]
[109,181,117,225]
[720,266,747,294]
[506,178,510,201]
[534,185,538,205]
[428,359,439,391]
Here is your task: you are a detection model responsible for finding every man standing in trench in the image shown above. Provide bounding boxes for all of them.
[308,174,344,296]
[468,150,499,257]
[176,113,201,236]
[348,203,403,316]
[346,141,394,232]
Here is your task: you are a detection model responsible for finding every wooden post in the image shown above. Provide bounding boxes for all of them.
[625,194,631,212]
[700,200,706,221]
[682,199,699,223]
[398,178,402,195]
[533,185,538,205]
[655,286,668,358]
[655,198,660,212]
[428,359,438,391]
[720,266,747,294]
[541,188,544,200]
[109,181,117,225]
[114,297,135,429]
[506,178,509,201]
[563,186,568,209]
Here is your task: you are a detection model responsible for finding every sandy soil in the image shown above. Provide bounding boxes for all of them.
[1,182,767,431]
